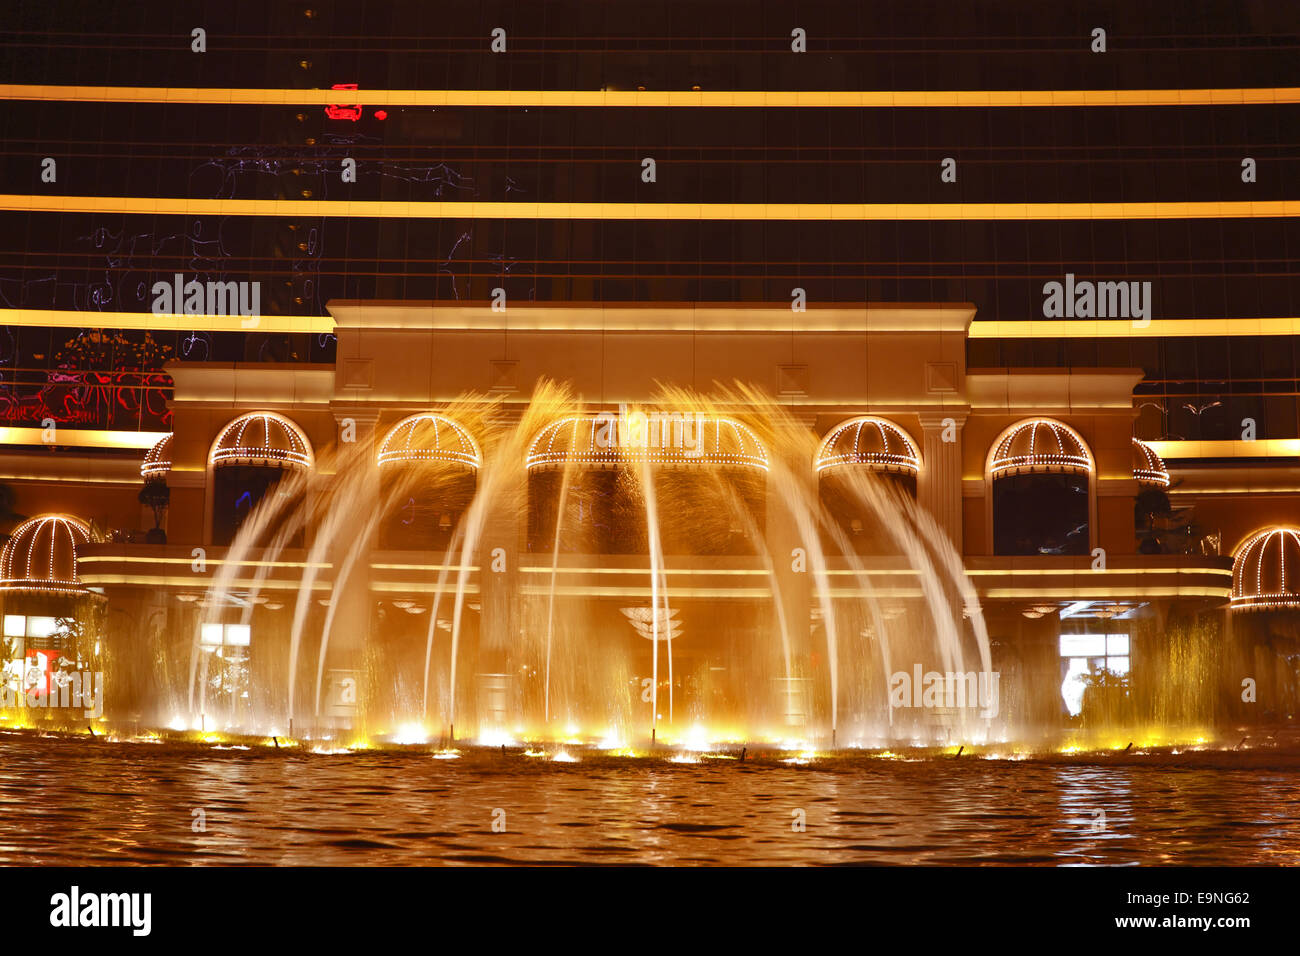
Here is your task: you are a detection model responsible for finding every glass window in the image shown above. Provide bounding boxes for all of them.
[200,623,251,648]
[1060,634,1106,657]
[25,617,59,639]
[993,473,1089,556]
[1059,631,1130,716]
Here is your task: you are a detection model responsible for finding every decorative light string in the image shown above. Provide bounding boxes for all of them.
[526,413,769,472]
[1132,438,1170,487]
[210,411,314,469]
[990,419,1093,477]
[816,416,921,475]
[1231,526,1300,610]
[141,433,173,479]
[377,413,481,469]
[0,514,92,594]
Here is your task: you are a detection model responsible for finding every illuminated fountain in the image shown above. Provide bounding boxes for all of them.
[8,382,1283,756]
[157,382,998,750]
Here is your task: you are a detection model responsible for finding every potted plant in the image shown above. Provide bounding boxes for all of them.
[1135,481,1195,554]
[138,480,170,545]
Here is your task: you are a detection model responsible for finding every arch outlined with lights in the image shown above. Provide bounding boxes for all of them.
[0,514,93,595]
[815,416,922,476]
[983,417,1097,553]
[1231,526,1300,611]
[377,413,481,470]
[209,411,314,470]
[525,413,769,472]
[141,433,173,479]
[1132,438,1170,488]
[987,418,1094,479]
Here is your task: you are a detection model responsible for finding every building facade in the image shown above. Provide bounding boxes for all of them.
[2,301,1296,740]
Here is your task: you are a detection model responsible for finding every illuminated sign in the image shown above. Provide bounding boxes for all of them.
[325,83,363,121]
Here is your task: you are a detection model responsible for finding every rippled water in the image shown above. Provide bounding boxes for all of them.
[3,733,1298,865]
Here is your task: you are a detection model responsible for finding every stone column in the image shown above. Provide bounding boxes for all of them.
[917,412,967,553]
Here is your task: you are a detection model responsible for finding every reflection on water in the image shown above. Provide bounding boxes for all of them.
[2,735,1298,866]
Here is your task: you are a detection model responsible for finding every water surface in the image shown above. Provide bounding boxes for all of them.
[3,734,1297,865]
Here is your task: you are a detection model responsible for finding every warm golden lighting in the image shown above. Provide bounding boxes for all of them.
[1131,438,1170,487]
[209,411,313,469]
[3,194,1297,222]
[377,413,481,469]
[391,723,431,745]
[0,514,93,595]
[28,305,1300,344]
[4,83,1298,108]
[0,308,334,334]
[620,606,683,641]
[969,317,1300,339]
[526,412,768,471]
[1231,526,1300,611]
[816,416,921,475]
[141,433,173,479]
[0,427,166,450]
[1148,439,1300,460]
[476,729,517,747]
[989,419,1093,477]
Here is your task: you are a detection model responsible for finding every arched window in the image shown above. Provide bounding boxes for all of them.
[1132,438,1175,554]
[989,419,1093,556]
[1131,438,1170,488]
[209,412,313,546]
[1231,527,1300,611]
[0,515,92,597]
[376,413,480,550]
[141,433,172,480]
[0,515,99,692]
[815,416,920,552]
[525,411,768,556]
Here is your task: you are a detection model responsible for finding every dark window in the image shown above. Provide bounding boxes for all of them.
[212,466,303,547]
[819,472,918,555]
[378,470,476,552]
[993,473,1089,556]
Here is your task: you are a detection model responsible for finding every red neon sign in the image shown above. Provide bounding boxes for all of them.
[325,83,363,121]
